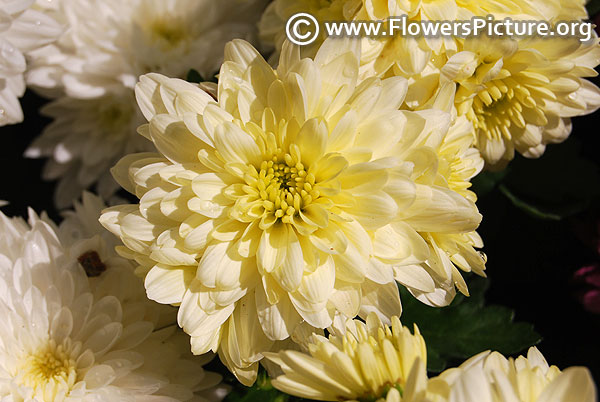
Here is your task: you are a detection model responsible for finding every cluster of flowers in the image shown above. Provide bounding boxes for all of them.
[0,0,598,400]
[265,313,596,402]
[0,193,227,401]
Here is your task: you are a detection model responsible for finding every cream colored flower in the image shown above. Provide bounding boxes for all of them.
[259,0,537,74]
[436,115,483,204]
[407,112,486,306]
[0,207,225,401]
[56,192,171,320]
[443,36,600,166]
[0,0,60,126]
[28,0,267,96]
[361,3,600,167]
[24,89,153,208]
[258,0,600,166]
[264,313,428,402]
[100,38,481,385]
[362,4,600,166]
[25,0,266,206]
[427,347,597,402]
[354,0,586,78]
[58,191,125,249]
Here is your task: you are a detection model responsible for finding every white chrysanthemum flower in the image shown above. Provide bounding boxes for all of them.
[57,191,120,249]
[0,207,225,401]
[28,0,267,96]
[25,0,266,206]
[24,89,152,208]
[264,313,428,402]
[427,347,597,402]
[55,192,170,311]
[99,37,482,385]
[0,0,60,126]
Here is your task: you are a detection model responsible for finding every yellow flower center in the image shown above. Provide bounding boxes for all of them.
[99,101,133,133]
[248,144,320,224]
[149,18,187,47]
[228,136,330,228]
[17,340,77,392]
[466,75,545,141]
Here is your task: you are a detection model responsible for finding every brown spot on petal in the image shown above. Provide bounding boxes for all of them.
[78,251,106,277]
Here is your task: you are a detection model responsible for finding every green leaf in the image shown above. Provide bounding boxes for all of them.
[399,277,541,373]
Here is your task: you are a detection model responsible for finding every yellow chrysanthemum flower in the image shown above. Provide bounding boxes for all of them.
[436,116,483,204]
[259,0,539,74]
[259,0,600,166]
[427,347,597,402]
[356,0,525,79]
[408,112,486,305]
[100,37,481,385]
[355,0,591,78]
[441,36,600,166]
[267,322,597,402]
[265,313,428,402]
[360,2,600,166]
